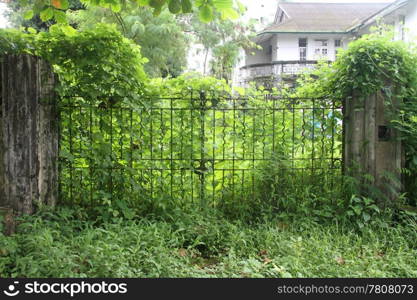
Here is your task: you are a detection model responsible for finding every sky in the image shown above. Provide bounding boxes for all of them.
[0,3,9,28]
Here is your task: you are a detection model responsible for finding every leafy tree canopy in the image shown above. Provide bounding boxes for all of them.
[7,0,84,30]
[186,9,257,81]
[17,0,242,24]
[68,5,189,77]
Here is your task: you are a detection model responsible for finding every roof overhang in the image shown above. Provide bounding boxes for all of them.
[347,0,409,32]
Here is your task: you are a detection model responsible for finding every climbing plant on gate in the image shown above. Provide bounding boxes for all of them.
[293,28,417,207]
[0,24,148,101]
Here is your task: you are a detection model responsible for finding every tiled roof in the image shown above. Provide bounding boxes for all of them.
[261,2,390,33]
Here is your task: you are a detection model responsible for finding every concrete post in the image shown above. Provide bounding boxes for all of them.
[344,90,403,205]
[0,54,58,217]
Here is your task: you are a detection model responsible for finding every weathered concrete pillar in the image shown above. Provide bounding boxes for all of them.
[344,90,403,204]
[0,54,58,216]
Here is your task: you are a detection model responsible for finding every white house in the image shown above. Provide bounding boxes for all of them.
[238,1,417,87]
[351,0,417,42]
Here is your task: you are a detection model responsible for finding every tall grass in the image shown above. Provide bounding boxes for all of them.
[0,207,415,278]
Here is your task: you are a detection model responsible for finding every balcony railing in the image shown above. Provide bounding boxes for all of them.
[239,60,318,82]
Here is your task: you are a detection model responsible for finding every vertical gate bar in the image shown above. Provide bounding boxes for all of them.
[180,109,185,202]
[99,107,103,204]
[57,100,62,205]
[200,93,206,208]
[232,96,236,203]
[292,99,295,171]
[139,108,143,161]
[311,98,316,179]
[139,107,144,196]
[170,98,174,202]
[212,102,216,206]
[79,105,83,202]
[320,103,326,193]
[190,91,194,204]
[160,106,164,197]
[221,110,226,203]
[252,106,256,202]
[57,103,61,204]
[169,98,174,201]
[180,108,184,160]
[129,109,133,196]
[89,101,93,207]
[119,106,124,202]
[330,98,336,202]
[242,104,247,160]
[241,169,245,201]
[281,105,286,158]
[69,97,73,204]
[222,110,226,160]
[119,106,123,164]
[272,97,276,153]
[150,104,154,202]
[110,105,113,203]
[262,104,266,162]
[301,107,306,184]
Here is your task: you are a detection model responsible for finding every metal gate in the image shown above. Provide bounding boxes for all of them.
[58,92,343,208]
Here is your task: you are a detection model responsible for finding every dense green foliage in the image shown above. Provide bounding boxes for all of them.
[0,208,416,277]
[7,0,85,31]
[17,0,241,24]
[0,24,148,100]
[68,5,189,77]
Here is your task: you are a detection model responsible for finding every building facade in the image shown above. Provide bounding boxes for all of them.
[237,1,417,88]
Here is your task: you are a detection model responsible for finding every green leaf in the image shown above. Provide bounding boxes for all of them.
[362,212,371,222]
[60,0,70,10]
[153,6,162,16]
[352,206,362,215]
[181,0,192,13]
[23,10,34,20]
[61,25,77,36]
[40,7,54,22]
[111,3,122,12]
[221,7,239,20]
[54,10,67,24]
[149,0,166,8]
[131,22,145,36]
[213,0,233,10]
[199,5,213,23]
[168,0,181,14]
[27,27,37,34]
[368,204,380,213]
[137,0,150,5]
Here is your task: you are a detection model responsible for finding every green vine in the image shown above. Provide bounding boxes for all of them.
[294,28,417,205]
[0,24,148,103]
